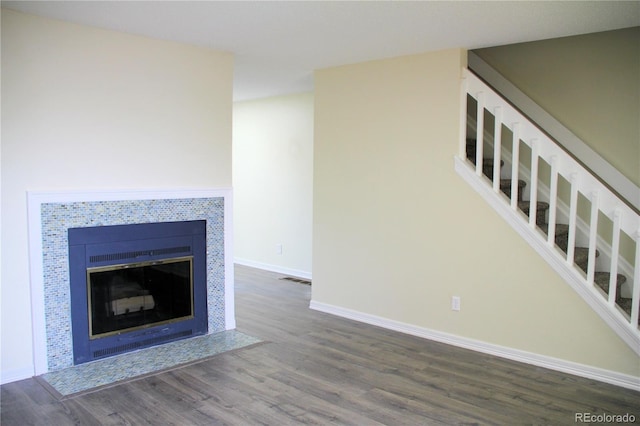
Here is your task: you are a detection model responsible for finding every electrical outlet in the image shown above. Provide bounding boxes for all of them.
[451,296,461,311]
[276,244,283,255]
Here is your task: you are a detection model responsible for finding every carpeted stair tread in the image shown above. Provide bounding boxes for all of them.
[465,139,479,156]
[500,178,526,188]
[517,201,549,212]
[466,157,503,168]
[535,222,572,251]
[483,158,504,167]
[594,272,627,299]
[554,223,570,237]
[549,223,570,251]
[598,278,637,325]
[616,299,637,322]
[538,222,569,236]
[465,156,504,179]
[573,247,598,272]
[465,140,502,166]
[500,179,526,201]
[517,201,549,225]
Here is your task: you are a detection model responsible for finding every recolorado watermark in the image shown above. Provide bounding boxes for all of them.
[575,412,636,423]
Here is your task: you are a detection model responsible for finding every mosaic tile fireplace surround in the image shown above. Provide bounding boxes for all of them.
[27,189,234,374]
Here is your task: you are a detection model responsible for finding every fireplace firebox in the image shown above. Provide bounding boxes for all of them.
[68,220,208,364]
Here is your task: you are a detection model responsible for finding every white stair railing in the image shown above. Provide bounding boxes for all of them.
[455,69,640,354]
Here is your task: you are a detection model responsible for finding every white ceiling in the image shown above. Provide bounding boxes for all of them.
[3,1,639,101]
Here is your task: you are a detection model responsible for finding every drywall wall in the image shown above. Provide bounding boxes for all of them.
[312,49,639,377]
[1,10,233,383]
[474,27,640,187]
[233,93,314,278]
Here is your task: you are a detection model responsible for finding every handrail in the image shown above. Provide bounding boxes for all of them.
[468,52,640,213]
[458,68,640,352]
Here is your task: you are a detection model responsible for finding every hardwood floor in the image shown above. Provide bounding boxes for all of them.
[2,264,639,425]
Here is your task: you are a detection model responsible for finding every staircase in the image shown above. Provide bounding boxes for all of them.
[455,68,640,355]
[466,139,632,317]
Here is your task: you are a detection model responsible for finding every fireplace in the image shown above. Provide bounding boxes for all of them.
[27,190,233,374]
[68,220,208,364]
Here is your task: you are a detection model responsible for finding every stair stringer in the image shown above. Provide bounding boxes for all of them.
[466,112,635,298]
[455,155,640,355]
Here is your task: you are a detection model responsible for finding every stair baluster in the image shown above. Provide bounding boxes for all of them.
[609,210,622,306]
[547,156,559,248]
[586,191,599,286]
[566,173,579,266]
[529,140,539,228]
[510,123,520,211]
[492,106,502,194]
[475,92,484,177]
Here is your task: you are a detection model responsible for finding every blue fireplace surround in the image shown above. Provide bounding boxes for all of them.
[68,220,208,365]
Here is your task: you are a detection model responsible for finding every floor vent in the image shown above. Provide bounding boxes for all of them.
[280,277,311,285]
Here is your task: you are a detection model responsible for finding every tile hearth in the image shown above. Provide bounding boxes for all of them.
[39,330,261,398]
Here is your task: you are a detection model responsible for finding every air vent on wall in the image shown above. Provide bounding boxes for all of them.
[89,246,191,264]
[92,330,192,359]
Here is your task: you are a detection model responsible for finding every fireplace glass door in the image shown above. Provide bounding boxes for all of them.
[87,256,194,339]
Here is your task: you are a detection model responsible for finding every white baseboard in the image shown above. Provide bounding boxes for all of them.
[234,258,312,280]
[309,300,640,392]
[1,367,35,385]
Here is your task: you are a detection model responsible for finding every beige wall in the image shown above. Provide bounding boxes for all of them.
[1,10,233,382]
[312,49,639,376]
[475,27,640,187]
[233,93,314,277]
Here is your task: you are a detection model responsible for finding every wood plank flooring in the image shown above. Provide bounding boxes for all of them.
[2,264,639,425]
